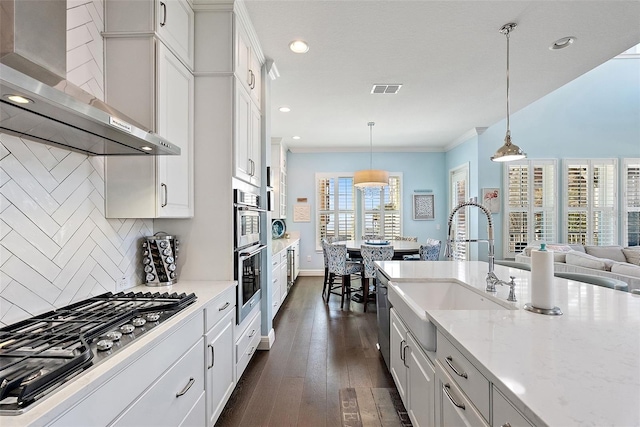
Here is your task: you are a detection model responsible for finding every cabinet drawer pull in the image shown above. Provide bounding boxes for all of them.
[247,346,256,356]
[445,355,468,379]
[160,1,167,27]
[501,423,512,427]
[207,344,214,369]
[218,301,230,311]
[161,183,168,207]
[443,383,465,410]
[248,329,256,338]
[402,342,409,368]
[176,377,195,397]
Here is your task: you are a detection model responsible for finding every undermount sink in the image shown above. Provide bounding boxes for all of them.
[387,280,516,351]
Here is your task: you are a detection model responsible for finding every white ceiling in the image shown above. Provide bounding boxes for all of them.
[244,1,640,152]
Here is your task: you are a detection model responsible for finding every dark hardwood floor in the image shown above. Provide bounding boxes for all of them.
[216,276,397,427]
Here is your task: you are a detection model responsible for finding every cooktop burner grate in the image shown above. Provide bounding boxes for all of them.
[0,291,196,414]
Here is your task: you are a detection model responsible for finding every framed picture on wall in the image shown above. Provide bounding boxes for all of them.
[481,188,500,213]
[413,194,435,220]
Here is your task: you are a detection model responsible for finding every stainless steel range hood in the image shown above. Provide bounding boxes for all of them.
[0,0,180,156]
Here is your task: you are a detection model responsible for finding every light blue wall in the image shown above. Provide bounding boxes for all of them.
[285,151,447,271]
[477,57,640,258]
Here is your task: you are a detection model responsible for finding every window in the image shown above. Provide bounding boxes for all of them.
[563,159,617,245]
[503,160,557,258]
[449,164,469,260]
[316,174,355,249]
[623,158,640,246]
[362,176,402,239]
[315,173,402,249]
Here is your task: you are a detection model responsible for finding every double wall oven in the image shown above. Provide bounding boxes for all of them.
[234,189,266,324]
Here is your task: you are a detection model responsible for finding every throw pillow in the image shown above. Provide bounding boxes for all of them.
[584,245,627,263]
[622,248,640,266]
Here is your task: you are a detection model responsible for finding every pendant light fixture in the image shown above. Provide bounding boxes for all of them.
[491,23,527,162]
[354,122,389,189]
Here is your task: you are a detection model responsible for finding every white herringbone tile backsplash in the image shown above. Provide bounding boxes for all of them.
[0,0,150,326]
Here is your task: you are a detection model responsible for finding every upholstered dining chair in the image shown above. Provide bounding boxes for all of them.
[360,244,394,312]
[326,243,364,308]
[418,239,442,260]
[320,238,336,301]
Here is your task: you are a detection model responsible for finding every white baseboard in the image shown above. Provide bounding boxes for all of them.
[258,328,276,350]
[298,269,323,276]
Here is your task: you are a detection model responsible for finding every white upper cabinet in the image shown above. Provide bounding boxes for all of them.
[105,0,194,69]
[235,19,261,107]
[271,141,287,219]
[234,82,262,188]
[104,27,194,218]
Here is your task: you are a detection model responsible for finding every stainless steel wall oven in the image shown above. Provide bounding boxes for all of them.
[234,189,265,324]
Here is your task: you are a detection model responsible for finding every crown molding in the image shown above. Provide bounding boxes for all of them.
[234,1,265,64]
[191,0,234,11]
[443,127,487,152]
[288,146,445,154]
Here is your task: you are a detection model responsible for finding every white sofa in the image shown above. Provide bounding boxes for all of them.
[514,244,640,292]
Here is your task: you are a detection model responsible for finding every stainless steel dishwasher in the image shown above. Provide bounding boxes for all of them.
[376,268,391,371]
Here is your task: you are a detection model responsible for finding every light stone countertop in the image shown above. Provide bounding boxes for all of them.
[271,236,300,255]
[1,280,235,427]
[376,260,640,427]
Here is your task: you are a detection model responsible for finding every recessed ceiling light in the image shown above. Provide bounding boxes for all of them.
[5,94,33,104]
[550,36,576,50]
[279,106,291,112]
[292,136,301,140]
[289,40,309,54]
[141,146,153,151]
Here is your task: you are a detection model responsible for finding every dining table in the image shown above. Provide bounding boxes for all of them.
[333,239,421,260]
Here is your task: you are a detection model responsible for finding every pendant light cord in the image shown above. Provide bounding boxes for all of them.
[368,122,375,169]
[505,28,511,137]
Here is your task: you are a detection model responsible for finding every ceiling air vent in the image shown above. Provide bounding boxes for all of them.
[371,84,403,94]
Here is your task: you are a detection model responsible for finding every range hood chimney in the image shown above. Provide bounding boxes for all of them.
[0,0,180,156]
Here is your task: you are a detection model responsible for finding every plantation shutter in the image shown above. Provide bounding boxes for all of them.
[563,159,617,245]
[316,175,355,249]
[450,167,468,260]
[362,175,402,239]
[504,160,556,258]
[624,159,640,246]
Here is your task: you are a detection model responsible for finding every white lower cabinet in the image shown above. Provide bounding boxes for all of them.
[205,309,235,426]
[48,314,204,427]
[235,310,261,380]
[390,308,435,427]
[111,338,205,427]
[436,360,488,427]
[492,386,534,427]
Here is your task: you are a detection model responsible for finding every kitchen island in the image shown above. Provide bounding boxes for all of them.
[376,260,640,426]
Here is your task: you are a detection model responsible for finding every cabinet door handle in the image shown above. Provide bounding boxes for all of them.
[445,355,468,379]
[161,183,168,207]
[399,339,406,361]
[160,1,167,27]
[402,342,409,368]
[250,71,256,89]
[207,344,214,369]
[176,377,195,397]
[218,301,230,311]
[443,383,465,410]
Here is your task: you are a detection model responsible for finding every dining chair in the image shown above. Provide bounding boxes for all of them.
[320,238,336,301]
[419,239,442,260]
[326,243,364,308]
[360,244,394,312]
[554,272,629,292]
